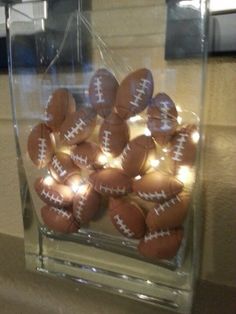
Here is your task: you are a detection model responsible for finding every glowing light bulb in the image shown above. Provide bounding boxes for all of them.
[150,159,160,169]
[144,128,151,136]
[134,175,142,181]
[129,115,143,122]
[176,105,182,113]
[192,131,200,144]
[43,175,54,186]
[59,146,71,155]
[110,157,122,168]
[162,147,169,153]
[177,116,182,124]
[176,166,194,185]
[97,153,109,166]
[75,183,89,195]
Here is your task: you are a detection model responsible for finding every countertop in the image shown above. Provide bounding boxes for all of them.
[0,233,235,314]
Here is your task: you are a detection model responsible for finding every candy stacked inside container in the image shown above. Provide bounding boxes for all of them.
[27,68,199,261]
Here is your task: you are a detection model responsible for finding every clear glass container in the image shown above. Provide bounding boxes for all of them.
[6,0,207,313]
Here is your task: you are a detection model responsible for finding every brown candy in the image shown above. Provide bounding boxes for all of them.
[147,93,178,145]
[146,193,189,231]
[138,228,183,260]
[45,88,76,132]
[121,135,156,177]
[89,68,119,118]
[133,171,183,202]
[34,176,74,208]
[60,108,96,145]
[73,184,101,224]
[49,152,80,183]
[99,112,130,157]
[115,68,154,119]
[71,141,102,170]
[27,123,53,168]
[41,205,79,233]
[109,198,146,239]
[89,168,132,197]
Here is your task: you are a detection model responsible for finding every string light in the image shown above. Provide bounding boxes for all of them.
[177,116,182,124]
[134,175,142,181]
[43,175,54,186]
[176,105,182,112]
[144,128,151,136]
[109,157,122,168]
[191,131,200,143]
[150,159,160,169]
[162,147,169,153]
[176,166,194,185]
[129,115,143,122]
[78,184,89,194]
[97,153,109,166]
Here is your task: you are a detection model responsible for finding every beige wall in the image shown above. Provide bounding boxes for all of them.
[0,0,235,290]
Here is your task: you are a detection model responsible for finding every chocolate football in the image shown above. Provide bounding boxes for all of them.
[49,152,80,183]
[147,93,178,145]
[115,68,154,119]
[121,135,156,177]
[133,171,183,202]
[89,68,119,118]
[109,198,146,239]
[170,125,198,171]
[146,193,189,231]
[99,112,130,157]
[60,108,96,145]
[73,184,101,224]
[138,228,183,260]
[45,88,76,132]
[71,141,102,170]
[27,123,53,168]
[89,168,132,197]
[34,177,74,208]
[41,205,79,233]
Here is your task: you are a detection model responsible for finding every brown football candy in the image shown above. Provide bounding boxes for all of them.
[170,124,198,172]
[34,176,74,208]
[60,108,96,145]
[146,193,189,231]
[147,93,178,145]
[45,88,76,132]
[73,184,101,224]
[89,168,132,197]
[138,228,183,260]
[71,141,102,170]
[115,68,154,119]
[89,68,119,118]
[49,152,80,183]
[109,198,146,239]
[41,205,79,233]
[121,135,156,177]
[99,112,130,157]
[27,123,54,168]
[133,171,183,202]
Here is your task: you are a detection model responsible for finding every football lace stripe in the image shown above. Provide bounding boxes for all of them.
[38,138,47,162]
[64,119,87,141]
[144,229,171,242]
[129,78,151,108]
[154,194,181,216]
[138,190,167,201]
[94,76,105,104]
[52,156,67,177]
[172,133,189,162]
[114,214,134,237]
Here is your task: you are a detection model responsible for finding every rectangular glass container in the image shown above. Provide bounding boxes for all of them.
[6,0,207,312]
